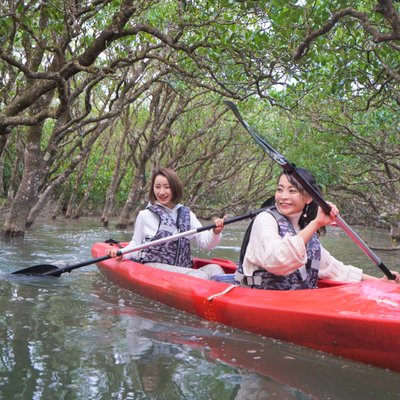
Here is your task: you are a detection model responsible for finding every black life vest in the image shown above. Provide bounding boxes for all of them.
[236,206,321,290]
[139,204,192,268]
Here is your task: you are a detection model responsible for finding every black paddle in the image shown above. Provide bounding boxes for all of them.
[224,100,395,280]
[12,208,266,277]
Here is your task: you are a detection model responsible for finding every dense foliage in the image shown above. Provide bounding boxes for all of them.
[0,0,398,237]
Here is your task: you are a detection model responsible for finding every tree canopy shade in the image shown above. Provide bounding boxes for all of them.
[0,0,399,238]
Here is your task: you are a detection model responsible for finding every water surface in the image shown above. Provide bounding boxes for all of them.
[1,217,399,399]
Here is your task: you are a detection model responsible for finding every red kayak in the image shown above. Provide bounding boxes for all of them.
[92,241,400,372]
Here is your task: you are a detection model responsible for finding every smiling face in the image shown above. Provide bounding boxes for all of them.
[275,174,312,217]
[153,174,174,209]
[148,168,183,206]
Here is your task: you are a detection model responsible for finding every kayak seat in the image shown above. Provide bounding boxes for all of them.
[317,279,347,288]
[193,257,237,273]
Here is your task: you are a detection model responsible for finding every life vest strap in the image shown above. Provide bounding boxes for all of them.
[234,271,263,287]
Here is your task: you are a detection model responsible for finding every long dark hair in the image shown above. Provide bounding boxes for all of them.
[262,168,326,234]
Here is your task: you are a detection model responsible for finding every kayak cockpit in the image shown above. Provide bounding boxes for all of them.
[192,256,347,289]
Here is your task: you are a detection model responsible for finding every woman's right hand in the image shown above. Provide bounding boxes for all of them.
[105,249,123,262]
[212,217,225,234]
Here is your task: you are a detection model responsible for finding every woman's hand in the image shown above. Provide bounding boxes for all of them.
[382,270,400,284]
[212,216,225,234]
[314,201,339,229]
[105,249,123,262]
[364,271,400,283]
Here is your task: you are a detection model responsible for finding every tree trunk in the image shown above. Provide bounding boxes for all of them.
[0,134,9,159]
[1,126,45,237]
[26,118,112,226]
[101,172,121,227]
[115,167,147,229]
[51,188,67,220]
[65,154,90,219]
[26,177,67,227]
[73,155,103,219]
[0,139,6,198]
[390,222,400,243]
[101,126,129,227]
[64,181,80,219]
[6,136,24,203]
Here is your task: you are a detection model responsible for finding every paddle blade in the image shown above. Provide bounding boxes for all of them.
[12,264,62,276]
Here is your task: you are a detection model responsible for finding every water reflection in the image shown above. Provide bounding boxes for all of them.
[1,218,400,399]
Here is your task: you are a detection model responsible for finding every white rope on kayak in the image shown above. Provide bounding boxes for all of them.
[207,284,237,301]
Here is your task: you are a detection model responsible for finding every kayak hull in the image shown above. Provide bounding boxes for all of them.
[92,241,400,372]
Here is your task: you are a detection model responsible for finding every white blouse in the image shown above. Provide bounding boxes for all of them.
[243,211,363,283]
[122,203,222,259]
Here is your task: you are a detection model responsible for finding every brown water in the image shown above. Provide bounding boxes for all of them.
[0,217,399,399]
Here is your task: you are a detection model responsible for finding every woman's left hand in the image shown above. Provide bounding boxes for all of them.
[389,271,400,284]
[212,217,225,234]
[314,201,339,229]
[380,270,400,283]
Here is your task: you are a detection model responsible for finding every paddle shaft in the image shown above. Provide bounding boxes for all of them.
[36,208,267,277]
[224,100,395,280]
[114,209,265,259]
